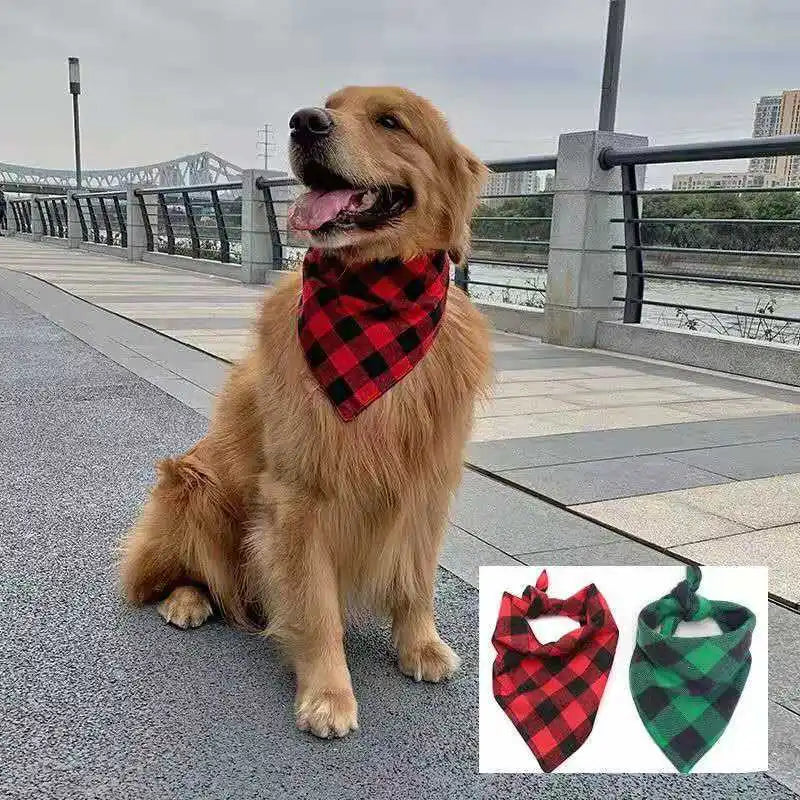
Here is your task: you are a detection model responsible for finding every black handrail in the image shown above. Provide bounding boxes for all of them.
[485,155,558,172]
[600,134,800,169]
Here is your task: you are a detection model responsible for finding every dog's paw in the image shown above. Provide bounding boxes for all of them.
[295,688,359,739]
[157,586,213,629]
[397,638,460,683]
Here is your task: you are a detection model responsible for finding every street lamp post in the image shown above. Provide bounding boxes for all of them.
[598,0,626,132]
[68,57,82,189]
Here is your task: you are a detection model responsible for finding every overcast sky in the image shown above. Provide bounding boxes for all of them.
[1,1,798,187]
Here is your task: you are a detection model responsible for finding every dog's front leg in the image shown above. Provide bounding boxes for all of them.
[392,596,460,683]
[391,504,460,683]
[256,486,358,739]
[289,544,358,739]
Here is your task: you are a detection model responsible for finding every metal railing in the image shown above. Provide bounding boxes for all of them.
[9,199,33,234]
[134,182,243,263]
[72,190,127,247]
[35,196,69,239]
[602,135,800,343]
[465,155,555,307]
[254,175,306,270]
[254,160,558,305]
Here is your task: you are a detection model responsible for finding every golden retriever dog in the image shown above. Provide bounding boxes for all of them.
[120,86,492,738]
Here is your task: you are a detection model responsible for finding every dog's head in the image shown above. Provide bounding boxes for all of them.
[288,86,487,264]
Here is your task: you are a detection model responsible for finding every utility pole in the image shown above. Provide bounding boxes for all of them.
[257,123,275,171]
[598,0,626,132]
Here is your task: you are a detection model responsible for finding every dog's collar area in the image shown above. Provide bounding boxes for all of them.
[297,248,449,422]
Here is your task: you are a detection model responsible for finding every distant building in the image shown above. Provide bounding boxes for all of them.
[749,95,782,174]
[672,89,800,191]
[671,171,782,191]
[484,170,540,197]
[775,89,800,188]
[543,172,555,192]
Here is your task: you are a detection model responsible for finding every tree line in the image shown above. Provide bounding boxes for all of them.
[472,191,800,254]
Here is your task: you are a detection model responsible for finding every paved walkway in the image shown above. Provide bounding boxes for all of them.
[2,238,799,608]
[2,284,798,798]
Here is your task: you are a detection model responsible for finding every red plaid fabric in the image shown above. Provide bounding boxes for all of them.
[492,570,619,772]
[298,247,449,421]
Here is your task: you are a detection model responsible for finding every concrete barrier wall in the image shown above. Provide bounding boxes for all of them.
[597,320,800,386]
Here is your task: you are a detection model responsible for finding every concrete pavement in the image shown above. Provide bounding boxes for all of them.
[2,289,798,799]
[2,238,799,607]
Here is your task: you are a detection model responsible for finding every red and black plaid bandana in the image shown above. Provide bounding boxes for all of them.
[491,570,619,772]
[298,247,449,421]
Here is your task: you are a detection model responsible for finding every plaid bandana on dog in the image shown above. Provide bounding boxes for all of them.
[491,570,619,773]
[298,248,449,421]
[630,566,756,774]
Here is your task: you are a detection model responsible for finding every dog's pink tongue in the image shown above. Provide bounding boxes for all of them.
[289,189,360,231]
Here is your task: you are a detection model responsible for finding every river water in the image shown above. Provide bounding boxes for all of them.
[466,262,800,341]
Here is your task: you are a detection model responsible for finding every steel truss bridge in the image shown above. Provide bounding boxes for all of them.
[0,151,249,194]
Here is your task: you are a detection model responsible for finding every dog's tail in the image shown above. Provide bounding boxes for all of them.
[134,443,260,631]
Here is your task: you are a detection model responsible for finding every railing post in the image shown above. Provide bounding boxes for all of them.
[8,202,20,235]
[67,191,82,249]
[241,169,273,284]
[126,186,147,262]
[542,130,647,346]
[31,200,43,241]
[620,164,644,323]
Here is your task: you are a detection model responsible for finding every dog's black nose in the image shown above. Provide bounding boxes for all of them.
[289,107,333,141]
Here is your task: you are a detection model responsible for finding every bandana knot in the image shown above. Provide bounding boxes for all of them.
[298,248,449,421]
[492,571,619,772]
[667,564,705,623]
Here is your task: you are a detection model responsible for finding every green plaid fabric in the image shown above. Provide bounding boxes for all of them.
[629,566,756,773]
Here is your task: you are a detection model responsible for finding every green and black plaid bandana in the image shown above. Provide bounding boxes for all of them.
[629,566,756,773]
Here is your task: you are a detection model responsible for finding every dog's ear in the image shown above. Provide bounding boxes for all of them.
[446,144,488,266]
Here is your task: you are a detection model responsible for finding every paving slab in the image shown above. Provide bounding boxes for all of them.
[673,523,800,603]
[769,604,800,716]
[503,454,732,505]
[476,395,583,417]
[769,703,800,796]
[665,439,800,480]
[439,524,522,587]
[572,493,752,548]
[658,474,800,530]
[472,404,703,441]
[516,539,680,567]
[468,415,800,471]
[451,471,620,555]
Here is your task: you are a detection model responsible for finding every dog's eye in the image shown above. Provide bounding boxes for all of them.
[376,114,401,130]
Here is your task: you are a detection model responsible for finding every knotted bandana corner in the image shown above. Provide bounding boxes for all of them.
[298,248,449,421]
[491,570,619,773]
[630,565,756,774]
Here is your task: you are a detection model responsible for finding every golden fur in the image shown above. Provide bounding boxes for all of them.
[120,86,492,738]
